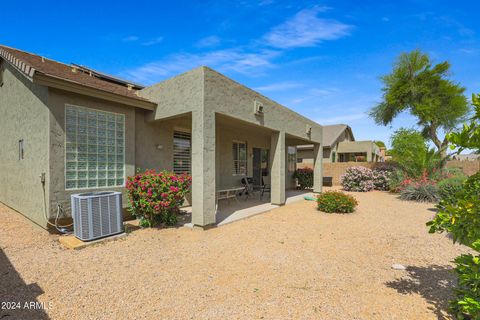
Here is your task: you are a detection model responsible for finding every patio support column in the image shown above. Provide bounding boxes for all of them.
[313,143,323,193]
[270,130,285,205]
[191,110,216,227]
[367,152,372,162]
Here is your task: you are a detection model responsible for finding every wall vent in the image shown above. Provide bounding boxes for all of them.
[254,100,264,115]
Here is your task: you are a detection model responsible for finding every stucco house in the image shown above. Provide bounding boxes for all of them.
[297,124,383,168]
[0,45,323,230]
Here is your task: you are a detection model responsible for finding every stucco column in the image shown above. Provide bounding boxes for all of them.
[366,152,372,162]
[270,131,285,205]
[191,110,216,227]
[313,143,323,193]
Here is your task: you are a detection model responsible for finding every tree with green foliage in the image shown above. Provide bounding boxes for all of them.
[427,93,480,319]
[374,140,386,148]
[447,94,480,153]
[390,128,442,177]
[369,50,469,159]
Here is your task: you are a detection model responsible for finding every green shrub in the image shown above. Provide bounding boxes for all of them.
[388,169,406,193]
[450,254,480,320]
[340,166,375,192]
[428,172,480,247]
[437,176,466,206]
[317,191,358,213]
[372,169,392,191]
[400,182,439,202]
[294,168,313,189]
[428,172,480,318]
[126,169,192,227]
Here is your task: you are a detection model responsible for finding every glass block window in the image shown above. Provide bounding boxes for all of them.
[65,105,125,190]
[232,141,247,175]
[173,131,191,174]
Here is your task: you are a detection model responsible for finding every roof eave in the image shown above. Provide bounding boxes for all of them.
[33,73,156,110]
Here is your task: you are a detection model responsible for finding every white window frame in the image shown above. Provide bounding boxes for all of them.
[64,104,125,190]
[232,141,247,176]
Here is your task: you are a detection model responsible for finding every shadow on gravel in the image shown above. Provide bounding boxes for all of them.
[0,249,50,320]
[385,265,455,320]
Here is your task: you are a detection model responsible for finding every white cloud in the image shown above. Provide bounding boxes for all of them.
[195,36,221,48]
[290,87,338,104]
[309,88,337,96]
[263,6,352,49]
[123,36,139,42]
[315,112,366,125]
[125,49,279,84]
[142,37,164,46]
[255,81,302,92]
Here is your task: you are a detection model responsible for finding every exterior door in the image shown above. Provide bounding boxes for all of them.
[253,148,269,186]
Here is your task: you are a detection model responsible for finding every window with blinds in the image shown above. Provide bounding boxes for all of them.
[232,141,247,175]
[65,105,125,190]
[173,131,191,174]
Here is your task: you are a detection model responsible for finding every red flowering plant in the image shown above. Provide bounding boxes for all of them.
[126,169,192,227]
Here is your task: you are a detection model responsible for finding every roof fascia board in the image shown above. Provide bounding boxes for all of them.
[33,73,156,110]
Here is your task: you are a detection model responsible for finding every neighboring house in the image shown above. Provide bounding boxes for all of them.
[297,124,383,168]
[0,45,323,229]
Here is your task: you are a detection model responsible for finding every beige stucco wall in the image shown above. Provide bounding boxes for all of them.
[0,63,50,227]
[203,67,321,143]
[47,89,136,217]
[216,121,271,189]
[134,110,191,171]
[446,160,480,176]
[323,162,377,185]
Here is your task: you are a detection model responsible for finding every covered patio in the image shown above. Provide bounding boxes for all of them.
[138,66,323,228]
[180,189,313,226]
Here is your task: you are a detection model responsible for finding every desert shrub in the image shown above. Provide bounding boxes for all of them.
[341,166,375,192]
[433,167,466,181]
[427,94,480,319]
[294,168,313,189]
[390,128,444,178]
[388,169,406,193]
[428,172,480,318]
[372,169,392,191]
[400,181,439,202]
[450,254,480,320]
[317,191,358,213]
[126,169,192,227]
[437,176,466,206]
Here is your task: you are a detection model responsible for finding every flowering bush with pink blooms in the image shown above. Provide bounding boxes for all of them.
[340,166,375,192]
[126,169,192,227]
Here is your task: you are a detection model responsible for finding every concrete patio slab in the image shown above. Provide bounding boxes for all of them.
[58,233,127,250]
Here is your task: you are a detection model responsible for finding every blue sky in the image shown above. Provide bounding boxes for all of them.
[2,0,479,147]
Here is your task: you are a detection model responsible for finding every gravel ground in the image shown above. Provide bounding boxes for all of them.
[0,189,472,320]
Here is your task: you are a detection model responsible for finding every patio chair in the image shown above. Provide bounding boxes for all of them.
[260,177,271,200]
[240,177,256,200]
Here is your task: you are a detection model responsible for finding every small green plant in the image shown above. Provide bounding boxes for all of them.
[294,168,313,189]
[317,191,358,213]
[437,176,466,206]
[400,182,439,202]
